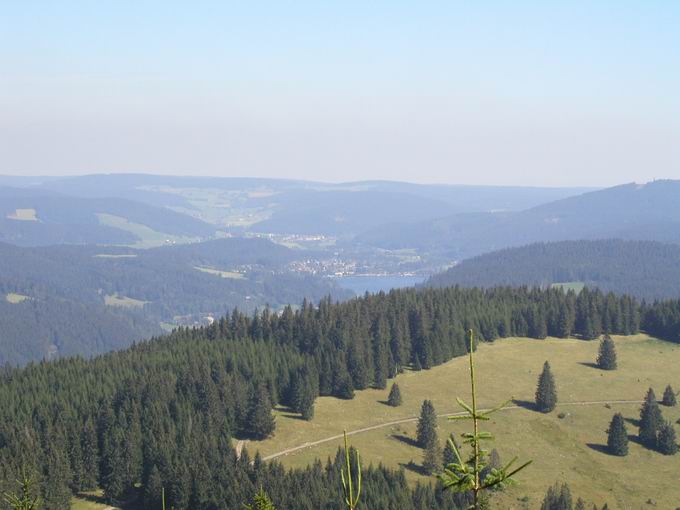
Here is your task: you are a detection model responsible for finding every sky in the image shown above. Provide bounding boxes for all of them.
[1,1,679,187]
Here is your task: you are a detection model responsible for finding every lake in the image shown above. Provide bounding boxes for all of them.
[332,275,427,295]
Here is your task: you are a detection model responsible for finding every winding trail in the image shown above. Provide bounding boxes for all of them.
[262,399,643,461]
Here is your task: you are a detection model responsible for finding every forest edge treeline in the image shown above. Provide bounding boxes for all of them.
[1,285,679,509]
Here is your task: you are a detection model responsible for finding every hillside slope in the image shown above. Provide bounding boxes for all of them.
[0,186,215,246]
[0,238,350,364]
[360,180,680,259]
[5,174,592,236]
[426,239,680,300]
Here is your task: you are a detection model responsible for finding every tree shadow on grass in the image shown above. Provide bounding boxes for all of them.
[378,400,393,407]
[578,361,601,369]
[400,460,430,476]
[624,417,640,428]
[512,399,538,412]
[586,443,612,455]
[627,434,646,447]
[77,492,109,505]
[273,405,306,421]
[391,434,419,448]
[77,489,139,509]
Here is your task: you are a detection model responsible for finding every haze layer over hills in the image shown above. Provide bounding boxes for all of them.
[361,180,680,260]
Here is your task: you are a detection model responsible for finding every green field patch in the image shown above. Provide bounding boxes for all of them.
[72,489,123,509]
[96,213,199,249]
[104,293,149,308]
[94,253,138,259]
[551,281,586,293]
[5,293,30,304]
[194,265,246,279]
[253,335,680,508]
[6,208,38,221]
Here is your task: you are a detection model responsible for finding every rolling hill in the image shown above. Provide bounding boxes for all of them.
[0,186,215,247]
[2,174,592,237]
[359,180,680,260]
[0,237,350,364]
[426,239,680,301]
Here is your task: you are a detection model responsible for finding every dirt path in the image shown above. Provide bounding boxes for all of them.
[262,399,643,461]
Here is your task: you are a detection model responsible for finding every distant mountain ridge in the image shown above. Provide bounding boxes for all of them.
[1,174,594,238]
[360,180,680,259]
[426,239,680,301]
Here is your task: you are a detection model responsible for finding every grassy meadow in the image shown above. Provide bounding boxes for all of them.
[248,335,680,509]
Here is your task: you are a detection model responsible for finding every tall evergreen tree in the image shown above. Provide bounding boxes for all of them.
[143,464,163,509]
[657,422,678,455]
[606,413,628,456]
[422,437,441,476]
[662,384,677,406]
[442,435,459,468]
[387,382,402,407]
[246,385,276,440]
[416,400,437,448]
[2,470,41,510]
[596,335,617,370]
[291,367,317,420]
[639,388,663,448]
[540,482,573,510]
[80,418,99,490]
[535,361,557,413]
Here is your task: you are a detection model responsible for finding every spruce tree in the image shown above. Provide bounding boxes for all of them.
[639,388,663,448]
[387,382,402,407]
[143,465,163,509]
[416,400,438,448]
[540,482,572,510]
[662,384,677,406]
[292,369,317,420]
[606,413,628,456]
[596,335,617,370]
[535,361,557,413]
[657,421,678,455]
[246,385,276,440]
[442,435,458,468]
[2,470,41,510]
[244,488,277,510]
[422,437,441,475]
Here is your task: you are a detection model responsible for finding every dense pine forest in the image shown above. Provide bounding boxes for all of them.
[0,238,349,365]
[1,285,679,509]
[426,239,680,301]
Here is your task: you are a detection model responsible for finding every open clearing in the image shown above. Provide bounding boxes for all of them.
[72,490,120,510]
[550,281,586,293]
[6,208,38,221]
[94,253,138,259]
[251,335,680,509]
[194,265,246,279]
[96,213,199,249]
[104,293,148,308]
[5,292,30,303]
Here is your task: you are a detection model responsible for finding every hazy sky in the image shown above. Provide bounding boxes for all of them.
[1,1,679,186]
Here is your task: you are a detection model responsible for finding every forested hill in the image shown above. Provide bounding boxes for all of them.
[427,240,680,301]
[0,186,215,247]
[1,284,679,508]
[0,238,349,365]
[359,180,680,259]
